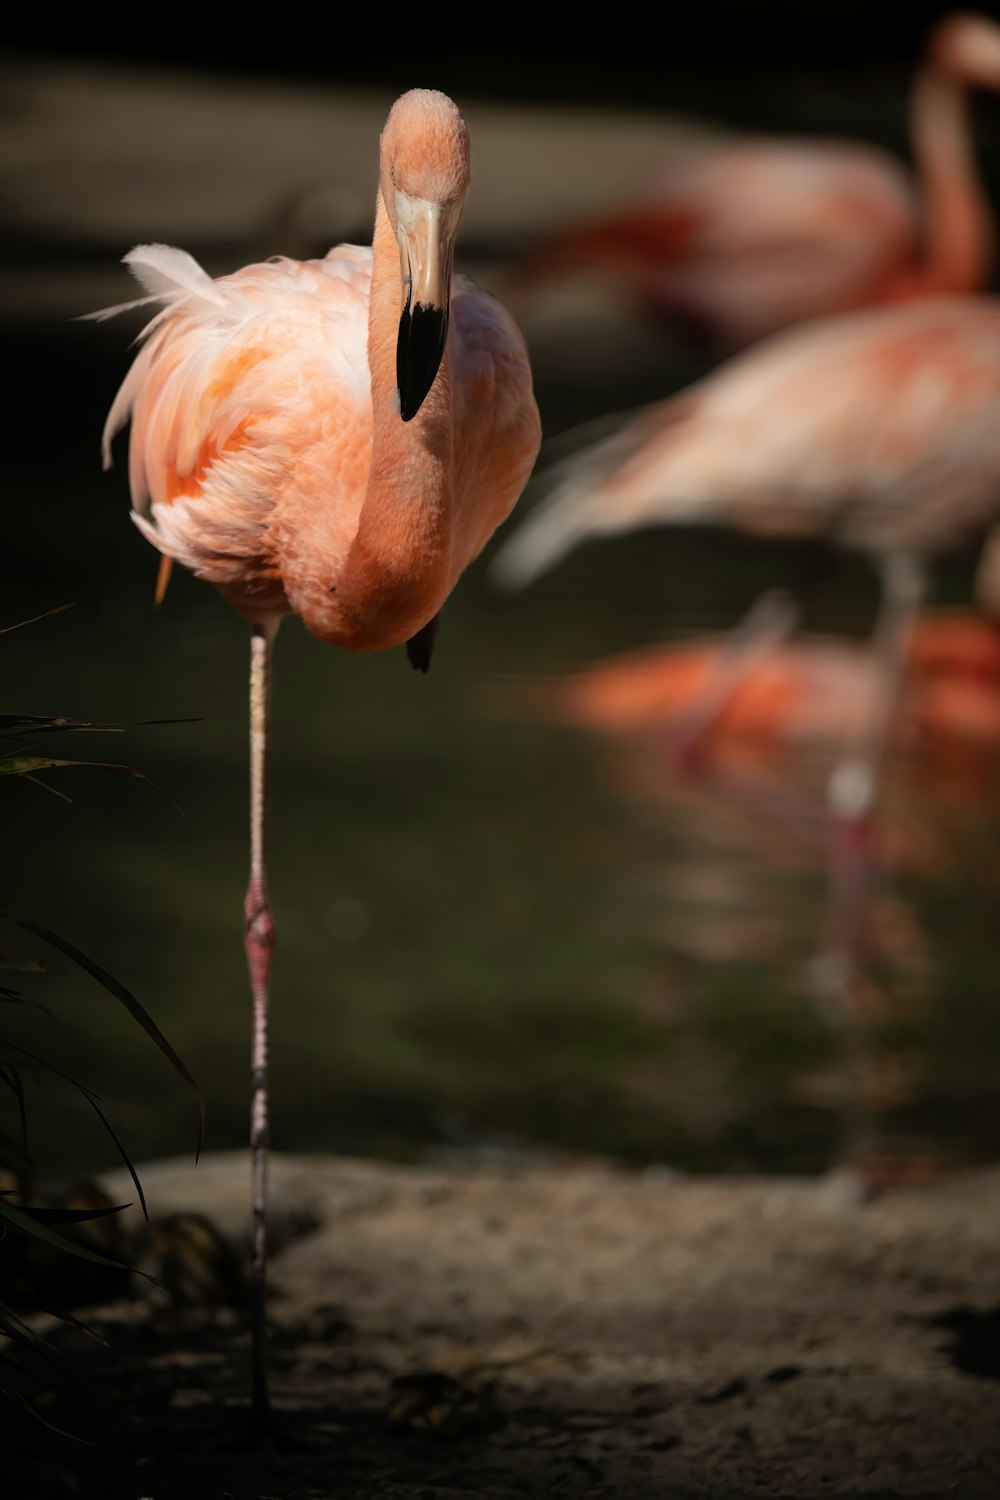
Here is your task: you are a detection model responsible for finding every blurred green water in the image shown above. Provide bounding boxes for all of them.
[4,304,1000,1190]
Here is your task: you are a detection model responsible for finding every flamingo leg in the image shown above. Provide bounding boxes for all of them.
[811,554,925,1181]
[244,620,279,1430]
[664,587,800,771]
[822,554,926,987]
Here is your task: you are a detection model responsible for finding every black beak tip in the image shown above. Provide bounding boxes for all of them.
[397,301,448,423]
[399,388,425,424]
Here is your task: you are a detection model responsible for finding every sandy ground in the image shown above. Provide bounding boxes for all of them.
[8,1150,1000,1498]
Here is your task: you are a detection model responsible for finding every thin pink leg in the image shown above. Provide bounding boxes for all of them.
[820,554,926,999]
[811,554,925,1178]
[244,619,279,1429]
[664,588,799,772]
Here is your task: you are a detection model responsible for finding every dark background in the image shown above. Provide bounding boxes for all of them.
[4,3,1000,1189]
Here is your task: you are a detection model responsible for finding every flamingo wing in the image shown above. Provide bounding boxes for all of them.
[100,245,373,594]
[494,297,1000,588]
[448,276,542,569]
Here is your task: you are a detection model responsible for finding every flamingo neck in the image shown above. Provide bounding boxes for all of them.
[308,195,455,650]
[908,59,994,295]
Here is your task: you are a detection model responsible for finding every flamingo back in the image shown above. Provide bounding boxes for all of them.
[100,246,540,628]
[494,297,1000,589]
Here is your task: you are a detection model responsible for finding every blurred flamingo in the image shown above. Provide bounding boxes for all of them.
[494,292,1000,999]
[494,611,1000,994]
[505,611,1000,829]
[498,612,1000,1182]
[92,88,540,1437]
[513,11,1000,348]
[508,616,1000,1048]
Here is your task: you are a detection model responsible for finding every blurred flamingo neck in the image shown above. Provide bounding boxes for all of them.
[910,61,994,294]
[316,195,455,650]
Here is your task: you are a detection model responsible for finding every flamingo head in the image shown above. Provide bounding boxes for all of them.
[379,89,471,421]
[931,12,1000,88]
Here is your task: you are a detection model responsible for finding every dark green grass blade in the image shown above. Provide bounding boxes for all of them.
[4,918,205,1160]
[0,948,53,974]
[0,1132,35,1175]
[0,1198,143,1278]
[13,1202,129,1226]
[0,754,187,815]
[5,1040,149,1219]
[0,603,74,637]
[0,714,200,735]
[0,1376,93,1442]
[0,753,150,778]
[28,1297,109,1345]
[0,1062,28,1153]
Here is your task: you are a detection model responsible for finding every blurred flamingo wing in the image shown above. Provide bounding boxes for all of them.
[495,297,1000,587]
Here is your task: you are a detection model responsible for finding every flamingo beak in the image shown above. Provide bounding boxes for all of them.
[395,191,460,421]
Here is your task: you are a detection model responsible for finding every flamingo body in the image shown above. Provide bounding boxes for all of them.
[522,139,920,347]
[103,243,539,652]
[493,286,1000,1006]
[515,11,1000,347]
[495,296,1000,590]
[518,613,1000,759]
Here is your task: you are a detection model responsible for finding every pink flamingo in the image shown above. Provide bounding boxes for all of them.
[514,11,1000,348]
[508,612,1000,821]
[499,614,1000,1177]
[494,292,1000,999]
[94,88,540,1436]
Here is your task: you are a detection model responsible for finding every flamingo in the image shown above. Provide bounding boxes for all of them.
[493,293,1000,1008]
[92,88,541,1437]
[504,612,1000,822]
[497,613,1000,1180]
[512,11,1000,348]
[496,615,1000,988]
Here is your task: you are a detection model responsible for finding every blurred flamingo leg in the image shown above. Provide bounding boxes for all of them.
[660,588,800,773]
[819,554,927,997]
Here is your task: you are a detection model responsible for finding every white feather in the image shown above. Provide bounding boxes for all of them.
[79,292,166,324]
[122,243,227,306]
[80,243,228,326]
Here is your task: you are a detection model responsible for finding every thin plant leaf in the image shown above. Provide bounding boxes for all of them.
[76,1095,148,1220]
[0,1197,148,1279]
[0,714,199,735]
[1,1302,74,1360]
[6,918,204,1160]
[1,1296,108,1377]
[0,1133,35,1175]
[0,991,55,1017]
[13,1202,129,1226]
[18,774,73,803]
[0,1062,27,1153]
[0,753,149,779]
[0,947,53,975]
[0,603,74,637]
[0,754,184,815]
[0,1379,93,1443]
[28,1296,110,1346]
[3,1040,149,1220]
[0,715,119,735]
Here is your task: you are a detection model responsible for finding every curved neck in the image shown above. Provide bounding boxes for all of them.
[909,59,994,294]
[326,194,454,649]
